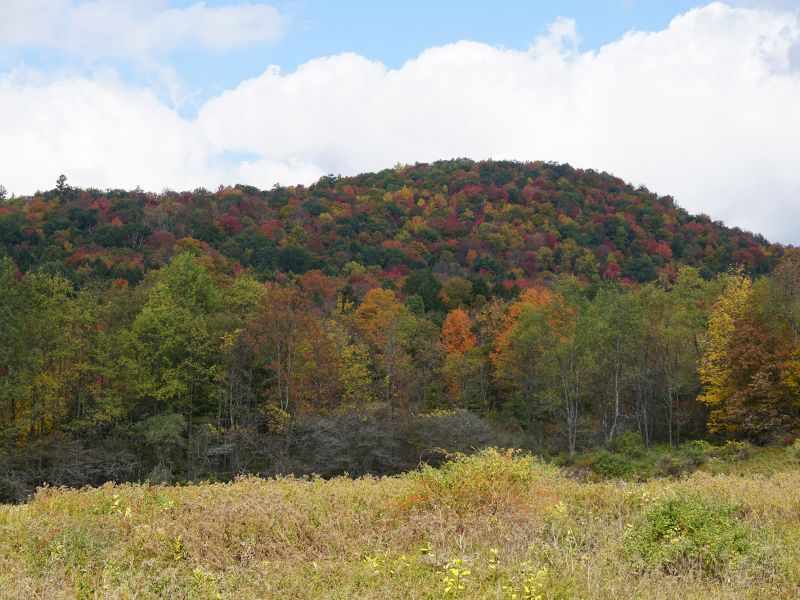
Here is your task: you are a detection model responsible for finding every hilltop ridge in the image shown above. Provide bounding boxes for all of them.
[0,159,779,287]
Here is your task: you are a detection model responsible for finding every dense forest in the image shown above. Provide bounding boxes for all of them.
[0,160,797,501]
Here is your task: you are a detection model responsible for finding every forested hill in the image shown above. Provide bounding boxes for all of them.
[0,159,779,287]
[1,160,798,500]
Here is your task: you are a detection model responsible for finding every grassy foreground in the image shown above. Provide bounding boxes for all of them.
[1,449,799,599]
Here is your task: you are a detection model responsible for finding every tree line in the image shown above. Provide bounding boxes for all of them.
[2,248,798,500]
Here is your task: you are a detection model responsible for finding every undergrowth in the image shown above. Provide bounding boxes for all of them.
[0,448,798,598]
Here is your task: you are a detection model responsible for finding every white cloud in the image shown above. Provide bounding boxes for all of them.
[196,2,800,242]
[0,1,287,58]
[0,2,798,243]
[0,71,214,192]
[731,1,800,11]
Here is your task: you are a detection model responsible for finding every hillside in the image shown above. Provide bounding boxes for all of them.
[0,160,779,288]
[2,449,799,599]
[2,160,800,503]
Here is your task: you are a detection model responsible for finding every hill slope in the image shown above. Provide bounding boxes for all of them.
[2,160,796,505]
[0,159,779,287]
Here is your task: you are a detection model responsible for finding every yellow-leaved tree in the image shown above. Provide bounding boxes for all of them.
[697,268,752,428]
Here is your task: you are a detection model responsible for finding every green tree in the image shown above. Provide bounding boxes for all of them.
[589,286,645,441]
[128,254,220,477]
[0,259,22,453]
[657,267,715,444]
[492,300,553,439]
[544,281,593,455]
[55,174,68,194]
[403,269,443,312]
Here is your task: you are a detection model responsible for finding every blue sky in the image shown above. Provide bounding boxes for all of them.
[168,0,702,111]
[1,1,715,115]
[0,1,799,242]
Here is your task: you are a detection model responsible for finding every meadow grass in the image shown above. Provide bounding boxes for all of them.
[1,448,799,599]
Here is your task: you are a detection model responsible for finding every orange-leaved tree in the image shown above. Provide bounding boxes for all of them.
[441,308,476,355]
[491,287,554,430]
[355,288,403,352]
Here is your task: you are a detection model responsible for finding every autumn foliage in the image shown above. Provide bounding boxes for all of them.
[0,160,778,292]
[0,162,795,498]
[697,255,800,439]
[441,309,476,355]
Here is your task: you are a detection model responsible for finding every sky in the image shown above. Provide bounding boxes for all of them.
[0,1,798,243]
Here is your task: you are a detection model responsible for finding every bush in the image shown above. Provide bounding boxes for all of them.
[609,432,646,459]
[623,492,750,576]
[680,440,714,466]
[713,441,752,462]
[401,409,517,465]
[290,411,406,477]
[591,451,637,478]
[653,455,686,478]
[0,475,30,504]
[679,440,752,464]
[404,448,558,515]
[789,439,800,462]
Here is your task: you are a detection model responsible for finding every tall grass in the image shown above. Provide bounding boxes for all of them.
[0,448,798,598]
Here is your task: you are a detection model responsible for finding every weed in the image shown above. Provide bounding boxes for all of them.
[501,562,547,600]
[171,535,188,561]
[623,491,750,577]
[0,447,798,598]
[440,558,471,596]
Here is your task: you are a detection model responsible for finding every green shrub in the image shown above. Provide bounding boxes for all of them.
[623,492,750,577]
[680,440,714,466]
[680,440,752,464]
[714,441,752,462]
[404,448,558,514]
[653,455,686,478]
[609,432,646,459]
[789,439,800,462]
[591,451,637,478]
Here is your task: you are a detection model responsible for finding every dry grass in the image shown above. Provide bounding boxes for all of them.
[0,448,798,599]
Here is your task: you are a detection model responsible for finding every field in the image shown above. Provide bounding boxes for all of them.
[1,448,799,599]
